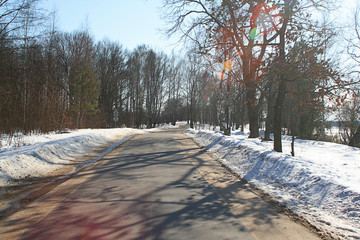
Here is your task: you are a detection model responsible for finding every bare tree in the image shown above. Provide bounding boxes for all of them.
[337,96,360,145]
[163,54,184,125]
[343,3,360,147]
[163,0,305,140]
[183,53,202,128]
[126,46,147,127]
[95,39,127,127]
[56,31,99,128]
[144,50,167,128]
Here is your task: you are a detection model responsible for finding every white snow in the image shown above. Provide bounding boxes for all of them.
[0,124,179,186]
[1,122,359,238]
[186,128,360,239]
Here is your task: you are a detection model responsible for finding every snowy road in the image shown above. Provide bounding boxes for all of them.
[0,128,320,239]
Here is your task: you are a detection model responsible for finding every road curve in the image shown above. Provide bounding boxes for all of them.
[0,128,320,240]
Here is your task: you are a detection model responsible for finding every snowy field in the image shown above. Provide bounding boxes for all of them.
[186,128,360,239]
[0,124,179,186]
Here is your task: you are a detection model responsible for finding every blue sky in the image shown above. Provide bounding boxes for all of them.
[42,0,175,52]
[41,0,356,54]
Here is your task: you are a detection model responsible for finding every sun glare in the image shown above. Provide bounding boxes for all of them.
[249,3,281,40]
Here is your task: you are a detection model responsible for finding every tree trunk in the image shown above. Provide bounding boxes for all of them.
[246,87,259,138]
[349,126,360,147]
[264,112,272,141]
[189,105,194,129]
[291,134,295,156]
[248,108,259,138]
[273,3,290,152]
[273,79,287,152]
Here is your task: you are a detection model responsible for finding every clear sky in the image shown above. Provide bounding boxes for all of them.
[41,0,177,52]
[41,0,357,54]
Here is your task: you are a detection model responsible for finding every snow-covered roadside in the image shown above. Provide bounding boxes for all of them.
[0,124,179,187]
[186,128,360,239]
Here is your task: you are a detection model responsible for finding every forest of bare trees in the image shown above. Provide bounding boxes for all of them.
[0,0,191,133]
[1,0,360,150]
[163,0,360,150]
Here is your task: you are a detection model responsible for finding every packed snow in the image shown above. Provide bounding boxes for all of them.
[0,124,179,186]
[186,128,360,239]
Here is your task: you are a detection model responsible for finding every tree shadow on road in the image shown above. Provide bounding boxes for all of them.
[2,131,290,240]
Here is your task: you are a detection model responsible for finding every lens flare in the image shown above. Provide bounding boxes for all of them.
[249,28,258,40]
[223,59,234,71]
[217,59,234,80]
[249,3,281,40]
[217,71,225,80]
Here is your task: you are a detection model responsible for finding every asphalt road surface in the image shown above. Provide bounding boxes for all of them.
[0,128,321,240]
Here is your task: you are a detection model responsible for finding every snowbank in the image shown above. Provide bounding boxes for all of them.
[0,126,177,186]
[186,129,360,239]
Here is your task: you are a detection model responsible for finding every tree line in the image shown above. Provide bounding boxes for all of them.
[0,0,194,134]
[1,0,360,151]
[0,29,196,132]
